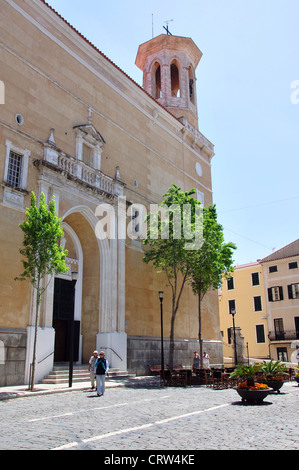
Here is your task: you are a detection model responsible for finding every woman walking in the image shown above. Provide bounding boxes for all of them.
[95,351,109,396]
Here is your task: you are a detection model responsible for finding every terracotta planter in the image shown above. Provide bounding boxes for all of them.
[235,387,272,404]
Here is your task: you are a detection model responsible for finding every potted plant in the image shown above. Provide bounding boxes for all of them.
[294,367,299,386]
[230,364,272,404]
[258,360,288,393]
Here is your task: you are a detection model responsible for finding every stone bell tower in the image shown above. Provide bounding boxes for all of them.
[135,34,202,130]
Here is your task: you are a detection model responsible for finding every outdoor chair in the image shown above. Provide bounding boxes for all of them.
[191,369,207,385]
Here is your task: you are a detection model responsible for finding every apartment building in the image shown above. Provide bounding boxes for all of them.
[219,262,269,364]
[260,239,299,362]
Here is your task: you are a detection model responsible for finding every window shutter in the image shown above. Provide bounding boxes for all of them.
[268,288,273,302]
[288,285,293,299]
[279,286,284,301]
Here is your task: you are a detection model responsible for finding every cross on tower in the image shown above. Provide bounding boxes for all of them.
[163,19,173,35]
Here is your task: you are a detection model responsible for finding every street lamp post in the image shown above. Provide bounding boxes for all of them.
[69,271,78,388]
[230,307,238,367]
[159,291,165,385]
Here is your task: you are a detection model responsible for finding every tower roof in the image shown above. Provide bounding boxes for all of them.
[135,34,203,71]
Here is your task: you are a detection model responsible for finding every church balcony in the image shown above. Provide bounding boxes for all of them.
[33,144,124,199]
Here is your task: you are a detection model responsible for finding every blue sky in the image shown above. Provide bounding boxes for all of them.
[46,0,299,266]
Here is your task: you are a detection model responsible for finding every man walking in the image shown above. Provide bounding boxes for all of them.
[95,351,109,396]
[88,350,98,390]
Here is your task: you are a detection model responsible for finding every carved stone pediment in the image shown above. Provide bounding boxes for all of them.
[73,123,106,146]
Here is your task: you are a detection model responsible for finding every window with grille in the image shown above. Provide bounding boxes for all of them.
[7,151,22,188]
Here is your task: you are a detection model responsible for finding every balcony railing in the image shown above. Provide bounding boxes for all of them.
[35,145,124,199]
[268,330,299,341]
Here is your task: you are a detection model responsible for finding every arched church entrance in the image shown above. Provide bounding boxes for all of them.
[50,202,126,371]
[52,208,101,364]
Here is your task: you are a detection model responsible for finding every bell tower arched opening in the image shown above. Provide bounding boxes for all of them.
[170,60,180,97]
[188,65,196,104]
[153,61,162,99]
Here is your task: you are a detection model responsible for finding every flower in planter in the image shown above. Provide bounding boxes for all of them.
[238,381,269,390]
[262,375,284,382]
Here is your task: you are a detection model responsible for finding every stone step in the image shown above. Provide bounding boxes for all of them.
[39,363,135,384]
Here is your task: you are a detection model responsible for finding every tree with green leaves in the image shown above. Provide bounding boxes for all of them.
[186,205,236,366]
[143,184,202,369]
[15,192,68,390]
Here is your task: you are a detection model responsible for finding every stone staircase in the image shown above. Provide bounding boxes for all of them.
[39,363,135,385]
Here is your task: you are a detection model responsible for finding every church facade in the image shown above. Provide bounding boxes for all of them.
[0,0,222,386]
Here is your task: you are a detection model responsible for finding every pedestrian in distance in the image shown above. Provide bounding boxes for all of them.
[88,350,98,390]
[193,350,200,371]
[95,351,109,396]
[203,351,210,369]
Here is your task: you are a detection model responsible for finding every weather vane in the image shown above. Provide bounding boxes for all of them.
[163,19,173,35]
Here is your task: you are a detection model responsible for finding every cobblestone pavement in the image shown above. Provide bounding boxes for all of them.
[0,379,298,452]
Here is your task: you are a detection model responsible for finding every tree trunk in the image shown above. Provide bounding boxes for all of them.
[168,296,176,370]
[168,272,188,370]
[198,294,203,368]
[29,280,40,391]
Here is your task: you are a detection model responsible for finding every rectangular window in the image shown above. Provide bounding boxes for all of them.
[277,347,288,362]
[228,299,236,314]
[254,296,262,311]
[227,328,232,344]
[227,277,234,290]
[274,318,285,340]
[269,265,278,273]
[268,286,283,302]
[7,151,22,188]
[251,272,260,286]
[256,324,265,343]
[288,283,299,299]
[83,144,93,167]
[289,261,298,270]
